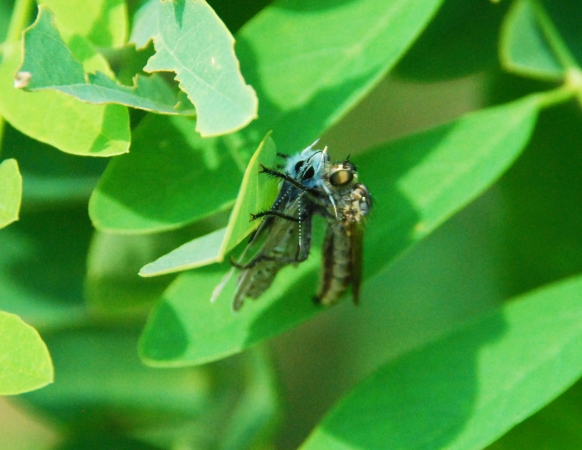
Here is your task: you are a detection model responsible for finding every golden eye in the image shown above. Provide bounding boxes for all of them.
[330,169,353,186]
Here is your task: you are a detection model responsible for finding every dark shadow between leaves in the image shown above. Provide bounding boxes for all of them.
[2,206,92,308]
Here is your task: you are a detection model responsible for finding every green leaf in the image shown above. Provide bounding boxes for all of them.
[139,135,278,276]
[500,0,582,80]
[0,159,22,228]
[139,95,540,366]
[139,227,228,276]
[237,0,444,150]
[131,0,258,136]
[300,275,582,450]
[0,44,130,157]
[38,0,127,47]
[17,7,194,116]
[0,311,53,395]
[91,0,445,234]
[89,114,243,233]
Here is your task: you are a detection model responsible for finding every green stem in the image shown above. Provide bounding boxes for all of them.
[0,0,34,158]
[6,0,34,44]
[536,77,579,109]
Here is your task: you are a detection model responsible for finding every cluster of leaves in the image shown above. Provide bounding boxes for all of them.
[1,0,582,449]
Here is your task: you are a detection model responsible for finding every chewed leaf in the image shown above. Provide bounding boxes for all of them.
[131,0,258,136]
[0,159,22,229]
[17,7,194,116]
[139,134,278,277]
[0,311,53,395]
[0,42,130,157]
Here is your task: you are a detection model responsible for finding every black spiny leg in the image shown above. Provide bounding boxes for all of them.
[250,210,300,222]
[259,164,315,193]
[230,252,310,270]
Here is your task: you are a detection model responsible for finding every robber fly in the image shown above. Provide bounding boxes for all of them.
[228,140,328,311]
[314,160,372,305]
[226,141,371,310]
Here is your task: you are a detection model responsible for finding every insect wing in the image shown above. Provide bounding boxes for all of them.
[232,197,312,310]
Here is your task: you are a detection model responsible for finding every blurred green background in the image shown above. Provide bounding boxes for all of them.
[2,0,582,449]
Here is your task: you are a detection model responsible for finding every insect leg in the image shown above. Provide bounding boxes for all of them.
[250,210,300,222]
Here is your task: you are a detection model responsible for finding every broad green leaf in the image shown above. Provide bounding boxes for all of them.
[131,0,258,136]
[139,95,540,366]
[0,159,22,228]
[500,0,565,81]
[0,206,93,329]
[0,311,53,395]
[140,135,278,276]
[17,7,194,116]
[237,0,444,151]
[22,328,279,449]
[139,227,228,276]
[91,0,444,234]
[38,0,127,47]
[89,114,243,233]
[301,275,582,450]
[0,44,130,157]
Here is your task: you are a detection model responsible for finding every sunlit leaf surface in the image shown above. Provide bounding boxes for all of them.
[0,311,53,395]
[0,159,22,228]
[18,7,195,116]
[0,44,130,157]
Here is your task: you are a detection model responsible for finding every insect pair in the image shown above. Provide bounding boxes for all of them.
[228,140,372,311]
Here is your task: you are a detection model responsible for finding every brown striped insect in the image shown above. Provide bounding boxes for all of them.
[315,160,371,305]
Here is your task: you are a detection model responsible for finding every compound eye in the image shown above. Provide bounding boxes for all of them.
[303,166,315,180]
[330,169,353,186]
[294,161,304,172]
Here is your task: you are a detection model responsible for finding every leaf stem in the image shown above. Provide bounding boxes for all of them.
[0,0,34,158]
[535,70,582,109]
